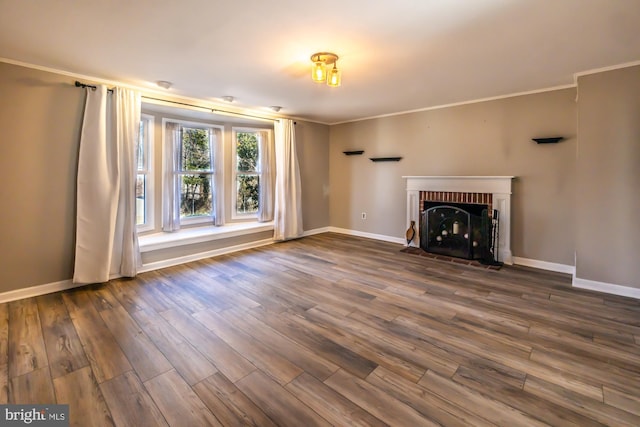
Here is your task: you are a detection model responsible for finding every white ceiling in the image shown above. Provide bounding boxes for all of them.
[1,0,639,124]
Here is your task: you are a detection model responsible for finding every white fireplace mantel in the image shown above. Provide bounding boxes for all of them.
[403,176,515,264]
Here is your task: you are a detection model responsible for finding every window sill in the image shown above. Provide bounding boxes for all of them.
[139,221,274,252]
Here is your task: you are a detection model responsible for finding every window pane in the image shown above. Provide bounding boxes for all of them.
[236,174,259,214]
[236,132,258,172]
[181,128,212,172]
[180,174,213,218]
[136,174,146,225]
[136,119,149,170]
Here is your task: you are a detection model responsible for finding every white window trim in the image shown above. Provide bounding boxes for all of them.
[137,114,155,232]
[231,127,264,220]
[162,118,223,227]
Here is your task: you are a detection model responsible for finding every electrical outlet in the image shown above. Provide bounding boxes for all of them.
[361,212,367,220]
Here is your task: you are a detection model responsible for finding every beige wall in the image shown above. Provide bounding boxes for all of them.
[576,66,640,288]
[0,62,84,292]
[330,89,577,265]
[0,62,330,293]
[295,120,330,232]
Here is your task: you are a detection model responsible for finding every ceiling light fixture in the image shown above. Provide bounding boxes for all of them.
[222,96,234,103]
[156,80,172,90]
[270,106,282,112]
[310,52,341,87]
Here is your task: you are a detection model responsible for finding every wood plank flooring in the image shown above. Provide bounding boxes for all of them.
[2,233,640,426]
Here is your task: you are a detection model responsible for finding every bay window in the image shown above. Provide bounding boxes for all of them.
[135,105,274,241]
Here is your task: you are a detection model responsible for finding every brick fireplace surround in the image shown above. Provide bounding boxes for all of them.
[404,176,514,264]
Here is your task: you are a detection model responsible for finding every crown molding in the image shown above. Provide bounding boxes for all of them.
[330,84,576,125]
[573,59,640,83]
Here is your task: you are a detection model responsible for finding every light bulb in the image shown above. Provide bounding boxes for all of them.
[312,60,326,83]
[327,64,341,87]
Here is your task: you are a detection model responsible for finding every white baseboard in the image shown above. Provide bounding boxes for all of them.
[302,227,331,237]
[512,256,575,275]
[0,279,82,304]
[0,238,275,303]
[139,238,274,273]
[500,250,514,266]
[326,230,562,272]
[328,227,406,245]
[572,276,640,300]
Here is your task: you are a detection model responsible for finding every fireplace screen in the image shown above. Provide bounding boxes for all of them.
[420,201,494,261]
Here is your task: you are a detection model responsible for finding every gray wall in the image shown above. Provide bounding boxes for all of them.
[576,65,640,289]
[330,89,577,266]
[296,120,330,232]
[0,62,83,292]
[0,62,330,293]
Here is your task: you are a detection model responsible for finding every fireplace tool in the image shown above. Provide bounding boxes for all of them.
[492,210,500,263]
[481,209,501,265]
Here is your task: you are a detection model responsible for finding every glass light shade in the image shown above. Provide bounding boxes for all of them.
[312,61,326,83]
[327,65,341,87]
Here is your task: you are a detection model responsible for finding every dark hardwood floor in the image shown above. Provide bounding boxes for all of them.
[2,233,640,426]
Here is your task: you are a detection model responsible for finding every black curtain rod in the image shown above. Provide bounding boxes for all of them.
[75,81,286,123]
[75,80,113,93]
[74,80,96,90]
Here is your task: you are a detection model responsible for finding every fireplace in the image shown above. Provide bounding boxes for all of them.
[403,176,514,264]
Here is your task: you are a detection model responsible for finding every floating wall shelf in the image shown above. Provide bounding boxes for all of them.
[370,157,402,162]
[532,137,564,144]
[343,150,365,156]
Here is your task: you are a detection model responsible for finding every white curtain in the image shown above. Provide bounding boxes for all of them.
[212,128,225,226]
[273,119,303,240]
[73,86,141,284]
[162,122,181,232]
[258,130,275,222]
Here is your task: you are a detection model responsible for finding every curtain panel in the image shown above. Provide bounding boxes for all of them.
[258,130,275,222]
[73,86,141,284]
[212,127,225,226]
[162,122,182,232]
[273,119,303,241]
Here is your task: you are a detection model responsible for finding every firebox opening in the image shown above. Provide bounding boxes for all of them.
[420,201,501,266]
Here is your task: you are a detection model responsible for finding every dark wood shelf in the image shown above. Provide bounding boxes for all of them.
[532,137,564,144]
[370,157,402,162]
[343,150,365,156]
